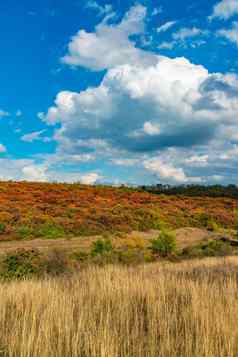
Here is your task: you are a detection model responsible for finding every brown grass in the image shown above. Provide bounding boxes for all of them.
[0,257,237,356]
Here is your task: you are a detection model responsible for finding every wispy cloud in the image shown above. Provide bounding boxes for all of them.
[172,27,205,41]
[157,21,177,33]
[85,1,113,16]
[21,130,46,143]
[209,0,238,20]
[217,21,238,46]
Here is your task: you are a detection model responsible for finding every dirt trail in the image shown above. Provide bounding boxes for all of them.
[0,228,233,254]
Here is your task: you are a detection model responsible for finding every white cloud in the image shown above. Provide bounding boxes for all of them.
[158,41,175,49]
[38,4,238,185]
[43,54,238,169]
[217,21,238,45]
[80,172,101,184]
[112,158,139,166]
[85,1,113,16]
[143,158,202,183]
[22,164,101,184]
[209,0,238,20]
[62,5,157,70]
[157,21,176,33]
[185,155,209,167]
[22,165,48,182]
[172,27,204,41]
[143,121,161,135]
[152,7,163,16]
[21,130,46,143]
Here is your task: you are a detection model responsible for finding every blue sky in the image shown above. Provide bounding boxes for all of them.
[1,0,238,185]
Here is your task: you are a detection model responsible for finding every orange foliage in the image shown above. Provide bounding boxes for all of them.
[0,181,237,241]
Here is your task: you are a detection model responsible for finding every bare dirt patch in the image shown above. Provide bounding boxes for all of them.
[0,227,234,254]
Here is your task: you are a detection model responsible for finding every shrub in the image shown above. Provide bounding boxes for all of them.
[181,240,234,258]
[151,230,177,257]
[91,239,113,256]
[201,240,233,257]
[44,250,69,276]
[35,222,65,239]
[195,213,219,231]
[0,223,6,234]
[72,250,89,262]
[117,249,154,265]
[123,235,146,249]
[0,249,42,279]
[16,225,33,239]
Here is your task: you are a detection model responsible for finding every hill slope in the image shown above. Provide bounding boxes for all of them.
[0,181,237,242]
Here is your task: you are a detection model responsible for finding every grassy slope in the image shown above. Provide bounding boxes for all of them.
[0,181,237,241]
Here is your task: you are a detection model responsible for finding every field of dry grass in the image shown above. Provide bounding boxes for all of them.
[0,257,237,356]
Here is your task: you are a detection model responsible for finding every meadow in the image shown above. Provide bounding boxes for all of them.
[0,257,237,356]
[0,182,237,356]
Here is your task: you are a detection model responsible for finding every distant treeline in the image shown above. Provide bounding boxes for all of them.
[138,184,238,198]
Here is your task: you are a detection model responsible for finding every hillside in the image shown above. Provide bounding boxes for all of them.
[0,181,237,242]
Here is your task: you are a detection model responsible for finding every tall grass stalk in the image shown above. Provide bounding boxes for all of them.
[0,257,237,356]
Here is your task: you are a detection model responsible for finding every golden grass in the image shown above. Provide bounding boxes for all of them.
[0,257,238,356]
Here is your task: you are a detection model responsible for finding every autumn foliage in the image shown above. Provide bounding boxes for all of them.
[0,181,237,241]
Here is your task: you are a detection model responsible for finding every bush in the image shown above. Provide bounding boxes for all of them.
[0,223,6,234]
[44,249,69,276]
[195,213,219,231]
[151,230,177,257]
[0,249,42,279]
[35,222,65,239]
[118,249,154,265]
[91,239,113,256]
[201,240,233,257]
[72,250,89,262]
[181,240,234,258]
[17,225,33,239]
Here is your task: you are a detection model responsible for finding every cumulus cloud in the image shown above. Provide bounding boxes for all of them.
[43,56,226,155]
[62,5,157,70]
[143,157,202,183]
[39,4,238,185]
[209,0,238,20]
[80,172,101,184]
[22,165,48,182]
[217,21,238,46]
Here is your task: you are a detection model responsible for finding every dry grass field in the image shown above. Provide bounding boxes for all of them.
[0,257,237,356]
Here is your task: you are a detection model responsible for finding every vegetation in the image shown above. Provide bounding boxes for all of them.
[0,181,237,241]
[0,181,237,355]
[0,257,237,356]
[140,183,238,198]
[181,240,234,258]
[150,230,177,256]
